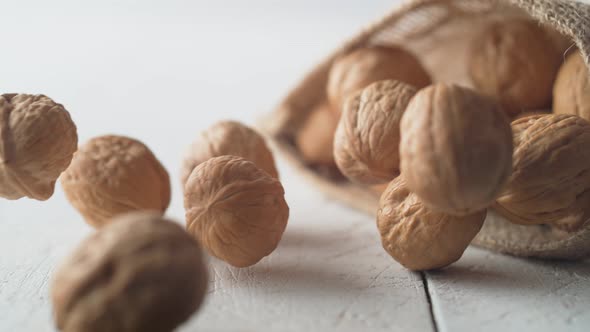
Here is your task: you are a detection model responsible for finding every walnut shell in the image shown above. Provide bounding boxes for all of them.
[334,80,416,184]
[513,110,550,121]
[184,155,289,267]
[180,120,278,188]
[0,94,77,200]
[377,177,486,271]
[553,52,590,121]
[295,102,338,166]
[400,84,513,216]
[468,19,561,116]
[51,212,208,332]
[370,183,388,195]
[327,45,431,112]
[495,114,590,232]
[61,135,171,228]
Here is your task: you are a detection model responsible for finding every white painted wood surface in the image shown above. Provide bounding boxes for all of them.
[427,247,590,332]
[1,1,589,331]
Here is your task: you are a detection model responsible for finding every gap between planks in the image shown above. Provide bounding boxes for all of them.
[421,272,440,332]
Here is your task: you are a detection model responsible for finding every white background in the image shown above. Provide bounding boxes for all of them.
[1,1,590,331]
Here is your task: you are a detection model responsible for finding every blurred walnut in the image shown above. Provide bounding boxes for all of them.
[61,135,170,228]
[400,84,513,216]
[295,102,338,166]
[468,19,561,116]
[327,45,431,112]
[370,183,388,195]
[0,94,77,200]
[553,52,590,121]
[334,80,416,184]
[513,110,550,121]
[377,177,486,271]
[51,212,208,332]
[180,120,277,188]
[184,156,289,267]
[495,114,590,232]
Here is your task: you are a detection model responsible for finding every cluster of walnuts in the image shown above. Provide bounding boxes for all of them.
[0,92,288,330]
[296,18,590,270]
[1,15,590,332]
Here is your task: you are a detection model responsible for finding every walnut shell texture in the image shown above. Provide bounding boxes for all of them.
[468,19,561,116]
[295,102,339,166]
[334,80,416,184]
[180,120,278,188]
[51,212,208,332]
[327,45,431,112]
[400,84,513,216]
[0,93,77,200]
[377,177,486,271]
[184,155,289,267]
[61,135,171,228]
[495,114,590,232]
[553,52,590,121]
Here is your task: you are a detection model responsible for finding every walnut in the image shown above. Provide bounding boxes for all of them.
[400,84,513,216]
[468,19,561,116]
[0,94,77,200]
[513,110,550,121]
[377,177,486,271]
[184,155,289,267]
[61,135,171,228]
[370,183,388,195]
[295,102,338,166]
[334,80,416,184]
[327,45,431,112]
[495,114,590,232]
[553,52,590,121]
[51,212,208,332]
[180,120,278,188]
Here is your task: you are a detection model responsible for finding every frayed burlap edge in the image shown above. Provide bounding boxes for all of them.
[260,0,590,260]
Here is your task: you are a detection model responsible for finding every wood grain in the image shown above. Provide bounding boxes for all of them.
[426,247,590,332]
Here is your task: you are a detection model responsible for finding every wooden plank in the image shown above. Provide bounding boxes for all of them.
[426,247,590,332]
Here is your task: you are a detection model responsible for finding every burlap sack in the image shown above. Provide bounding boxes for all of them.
[262,0,590,260]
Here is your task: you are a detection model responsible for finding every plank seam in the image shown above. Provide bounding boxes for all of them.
[421,272,439,332]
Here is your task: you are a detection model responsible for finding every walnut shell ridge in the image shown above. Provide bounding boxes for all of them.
[334,80,416,184]
[553,52,590,121]
[184,155,289,268]
[61,135,171,228]
[51,212,208,332]
[400,84,513,216]
[495,114,590,232]
[327,45,431,111]
[180,120,278,188]
[468,19,561,116]
[0,93,77,200]
[377,177,486,271]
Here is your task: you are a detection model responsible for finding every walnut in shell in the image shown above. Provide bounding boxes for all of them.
[180,120,278,188]
[61,135,171,228]
[400,84,513,216]
[295,102,339,166]
[327,45,431,112]
[184,155,289,267]
[334,80,416,184]
[468,19,561,116]
[0,94,77,200]
[495,114,590,232]
[553,52,590,121]
[51,212,208,332]
[378,177,486,271]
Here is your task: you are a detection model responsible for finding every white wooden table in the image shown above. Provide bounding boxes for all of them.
[1,1,589,331]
